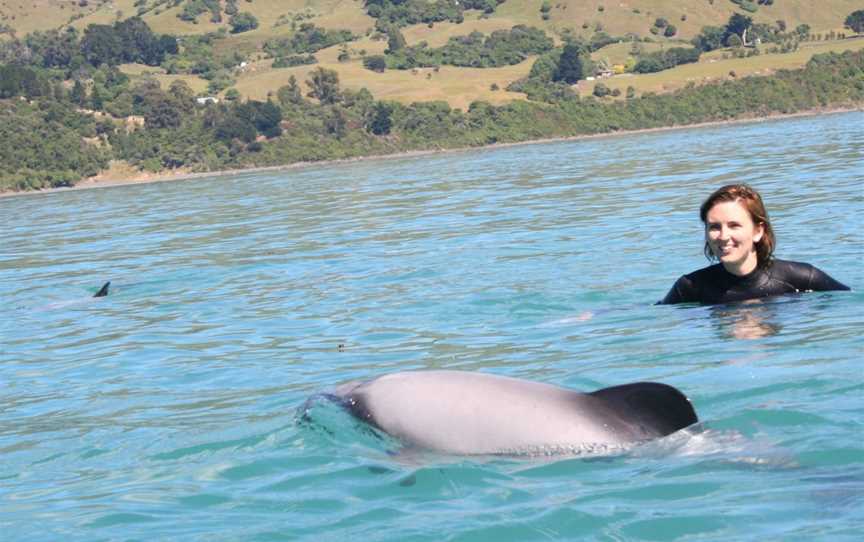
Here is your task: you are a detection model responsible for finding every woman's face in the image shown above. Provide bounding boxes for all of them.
[705,200,764,275]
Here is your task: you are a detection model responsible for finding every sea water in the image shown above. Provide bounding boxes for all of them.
[1,112,862,540]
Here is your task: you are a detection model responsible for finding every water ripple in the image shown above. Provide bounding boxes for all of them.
[0,112,862,541]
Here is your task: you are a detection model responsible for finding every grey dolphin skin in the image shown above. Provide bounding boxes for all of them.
[333,371,698,455]
[93,281,110,298]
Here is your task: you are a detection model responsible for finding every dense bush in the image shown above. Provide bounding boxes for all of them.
[633,47,701,73]
[0,100,109,191]
[386,26,553,69]
[264,24,354,57]
[272,54,317,68]
[0,64,52,98]
[80,17,178,67]
[363,55,387,72]
[3,48,864,192]
[178,0,221,23]
[846,10,864,33]
[229,13,259,34]
[693,14,754,51]
[0,17,176,72]
[162,32,244,83]
[363,0,505,30]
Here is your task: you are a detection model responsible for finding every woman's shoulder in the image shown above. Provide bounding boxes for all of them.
[766,258,813,279]
[768,258,811,270]
[658,264,724,305]
[768,258,850,291]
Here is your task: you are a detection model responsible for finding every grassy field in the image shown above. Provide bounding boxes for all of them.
[232,46,533,110]
[0,0,92,35]
[579,36,864,98]
[510,0,862,40]
[118,35,864,110]
[7,0,858,40]
[590,40,666,67]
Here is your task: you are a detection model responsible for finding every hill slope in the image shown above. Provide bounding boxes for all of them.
[2,1,862,109]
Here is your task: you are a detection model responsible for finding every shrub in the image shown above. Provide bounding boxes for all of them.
[363,55,387,72]
[229,12,258,34]
[633,47,701,73]
[272,54,317,68]
[593,82,610,97]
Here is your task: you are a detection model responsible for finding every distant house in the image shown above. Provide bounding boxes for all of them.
[741,28,761,48]
[196,97,219,105]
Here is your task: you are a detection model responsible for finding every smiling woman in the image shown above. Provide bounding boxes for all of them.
[658,184,850,305]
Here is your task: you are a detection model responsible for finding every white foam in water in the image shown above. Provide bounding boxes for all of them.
[630,424,798,468]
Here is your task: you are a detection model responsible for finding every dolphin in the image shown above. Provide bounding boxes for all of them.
[93,281,110,298]
[331,370,698,456]
[29,281,112,312]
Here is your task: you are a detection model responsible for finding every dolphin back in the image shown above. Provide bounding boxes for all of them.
[589,382,698,439]
[93,281,111,298]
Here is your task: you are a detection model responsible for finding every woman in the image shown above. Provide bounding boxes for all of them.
[659,184,849,305]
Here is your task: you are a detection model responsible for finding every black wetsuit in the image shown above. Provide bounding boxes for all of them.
[659,259,849,305]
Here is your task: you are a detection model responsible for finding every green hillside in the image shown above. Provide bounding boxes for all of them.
[2,0,862,107]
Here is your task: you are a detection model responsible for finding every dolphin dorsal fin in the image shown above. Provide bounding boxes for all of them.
[93,281,111,298]
[589,382,698,438]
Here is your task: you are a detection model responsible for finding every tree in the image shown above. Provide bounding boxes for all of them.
[552,43,584,84]
[90,85,104,110]
[277,75,303,106]
[664,25,677,38]
[845,10,864,34]
[727,14,752,41]
[249,100,282,137]
[367,101,393,135]
[168,80,196,114]
[386,26,406,53]
[70,79,87,106]
[323,106,346,138]
[229,12,259,34]
[115,16,163,65]
[306,67,341,104]
[159,35,179,56]
[145,97,182,129]
[81,24,121,66]
[363,55,387,72]
[592,82,610,98]
[0,65,41,98]
[25,28,78,69]
[692,26,725,52]
[727,34,743,48]
[216,114,256,142]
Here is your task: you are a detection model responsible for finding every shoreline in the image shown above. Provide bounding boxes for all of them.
[2,106,861,199]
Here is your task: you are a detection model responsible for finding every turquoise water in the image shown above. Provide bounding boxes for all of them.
[1,112,862,540]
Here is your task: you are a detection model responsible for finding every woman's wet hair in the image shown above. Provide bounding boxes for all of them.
[699,184,776,268]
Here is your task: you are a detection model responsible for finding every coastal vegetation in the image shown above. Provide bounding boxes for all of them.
[2,48,862,192]
[1,1,863,192]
